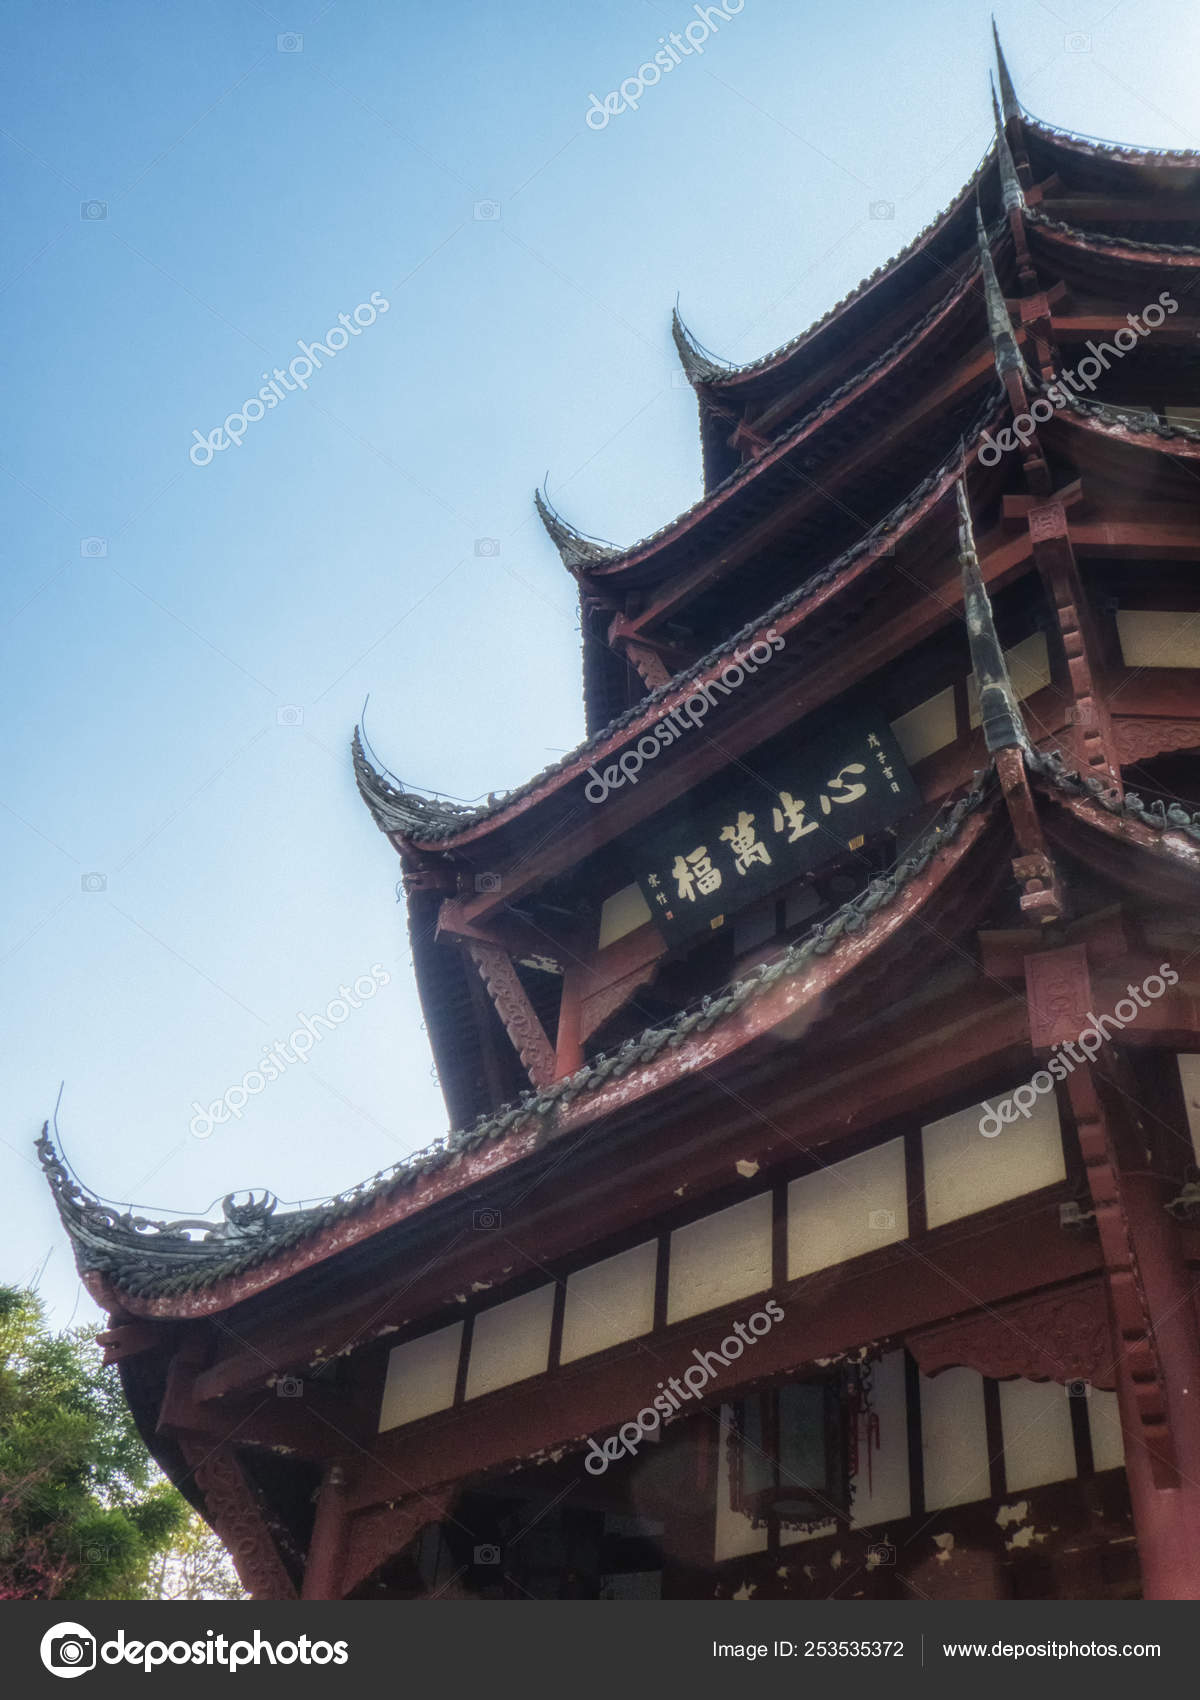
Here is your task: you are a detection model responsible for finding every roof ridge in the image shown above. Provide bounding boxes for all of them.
[698,150,997,386]
[355,388,1005,844]
[45,770,998,1298]
[1021,111,1200,163]
[1027,204,1200,258]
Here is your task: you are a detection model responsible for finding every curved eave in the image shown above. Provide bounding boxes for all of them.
[692,122,1200,405]
[352,729,483,843]
[567,249,996,592]
[694,151,998,400]
[533,489,621,573]
[360,399,1005,856]
[1050,394,1200,460]
[1023,112,1200,175]
[64,751,1200,1320]
[1027,209,1200,267]
[51,777,1003,1318]
[1031,752,1200,902]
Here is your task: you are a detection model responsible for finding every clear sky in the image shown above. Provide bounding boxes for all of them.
[4,0,1198,1328]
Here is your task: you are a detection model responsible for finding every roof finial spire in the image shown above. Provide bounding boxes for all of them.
[957,479,1030,755]
[975,210,1028,383]
[992,18,1022,124]
[992,84,1026,211]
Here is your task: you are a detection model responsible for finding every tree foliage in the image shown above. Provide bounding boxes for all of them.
[146,1510,246,1600]
[0,1285,188,1599]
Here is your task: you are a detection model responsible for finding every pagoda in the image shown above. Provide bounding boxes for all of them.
[42,32,1200,1601]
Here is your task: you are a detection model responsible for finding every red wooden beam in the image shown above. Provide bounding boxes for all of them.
[343,1194,1098,1514]
[193,974,1027,1404]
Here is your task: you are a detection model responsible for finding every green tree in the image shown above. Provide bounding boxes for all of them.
[146,1510,246,1601]
[0,1285,188,1599]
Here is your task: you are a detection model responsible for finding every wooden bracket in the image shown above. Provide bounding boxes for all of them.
[178,1437,299,1600]
[466,939,557,1087]
[996,747,1064,923]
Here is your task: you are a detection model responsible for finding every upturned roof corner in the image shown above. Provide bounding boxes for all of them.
[671,306,730,386]
[533,488,620,573]
[992,18,1022,124]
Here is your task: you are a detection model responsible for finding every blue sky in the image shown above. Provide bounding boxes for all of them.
[3,0,1197,1327]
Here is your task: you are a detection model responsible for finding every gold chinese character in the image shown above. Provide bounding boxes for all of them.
[719,812,772,874]
[671,847,722,901]
[771,790,819,844]
[819,763,868,814]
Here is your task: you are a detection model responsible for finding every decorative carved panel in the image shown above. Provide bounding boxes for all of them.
[907,1279,1115,1388]
[1025,943,1092,1050]
[1112,717,1200,765]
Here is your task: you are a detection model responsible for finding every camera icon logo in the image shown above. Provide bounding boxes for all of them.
[1066,1378,1091,1399]
[1065,32,1092,53]
[474,200,502,221]
[474,1543,501,1564]
[868,1208,895,1231]
[474,538,501,557]
[474,872,501,894]
[81,873,107,893]
[80,201,107,220]
[867,1541,896,1567]
[40,1623,97,1678]
[869,200,895,221]
[472,1207,501,1231]
[276,1375,304,1398]
[80,538,107,558]
[277,32,303,52]
[276,705,304,727]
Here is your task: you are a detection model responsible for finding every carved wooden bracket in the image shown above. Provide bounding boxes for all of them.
[996,747,1064,923]
[907,1278,1115,1388]
[466,939,556,1088]
[1067,1064,1176,1485]
[342,1488,453,1598]
[1023,490,1123,793]
[178,1438,298,1600]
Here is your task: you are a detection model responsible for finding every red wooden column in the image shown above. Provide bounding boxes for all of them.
[302,1463,350,1600]
[554,964,584,1079]
[1027,945,1200,1598]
